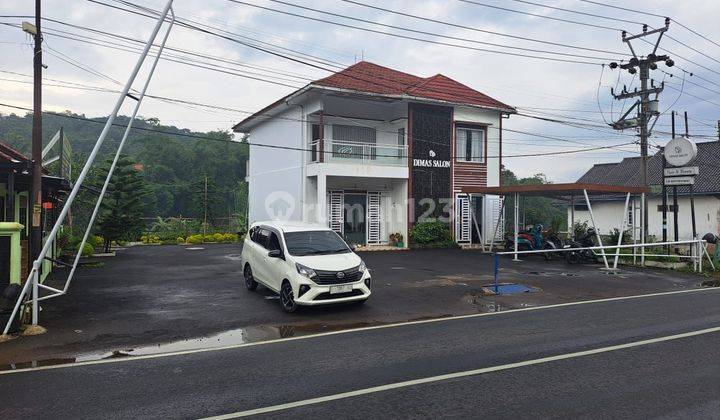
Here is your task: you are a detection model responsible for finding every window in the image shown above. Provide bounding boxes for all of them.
[267,232,281,251]
[310,124,321,162]
[332,124,377,159]
[398,128,406,158]
[284,230,350,256]
[456,127,485,163]
[255,228,270,248]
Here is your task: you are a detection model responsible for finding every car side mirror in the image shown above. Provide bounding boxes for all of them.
[267,249,283,259]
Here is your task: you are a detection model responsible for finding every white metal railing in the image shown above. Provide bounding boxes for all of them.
[488,239,716,294]
[308,139,407,166]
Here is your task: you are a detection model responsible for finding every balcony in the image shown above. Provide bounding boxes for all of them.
[309,139,407,167]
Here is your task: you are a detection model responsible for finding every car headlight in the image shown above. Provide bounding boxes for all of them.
[358,260,367,273]
[296,263,317,278]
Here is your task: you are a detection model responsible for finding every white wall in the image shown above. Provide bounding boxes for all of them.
[453,106,502,187]
[247,106,304,224]
[569,196,720,240]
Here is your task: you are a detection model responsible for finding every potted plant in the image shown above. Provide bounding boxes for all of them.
[389,233,398,246]
[393,232,404,248]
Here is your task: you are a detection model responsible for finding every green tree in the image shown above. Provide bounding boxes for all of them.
[95,155,148,250]
[502,169,567,234]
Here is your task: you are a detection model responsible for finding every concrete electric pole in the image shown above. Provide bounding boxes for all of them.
[607,18,674,241]
[30,0,44,271]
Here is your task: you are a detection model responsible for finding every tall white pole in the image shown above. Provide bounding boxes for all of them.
[583,189,609,269]
[63,11,175,293]
[613,193,631,269]
[3,0,175,335]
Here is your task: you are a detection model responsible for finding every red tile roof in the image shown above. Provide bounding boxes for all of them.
[312,61,514,111]
[234,61,513,131]
[0,141,31,163]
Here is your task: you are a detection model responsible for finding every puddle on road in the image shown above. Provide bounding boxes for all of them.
[525,271,580,277]
[225,254,242,261]
[0,315,455,372]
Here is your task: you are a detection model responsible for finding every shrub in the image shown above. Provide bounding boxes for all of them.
[410,221,453,245]
[86,235,104,249]
[186,234,203,244]
[177,237,185,244]
[81,243,94,257]
[212,233,225,243]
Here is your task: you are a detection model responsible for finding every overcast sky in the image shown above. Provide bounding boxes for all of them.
[1,0,719,181]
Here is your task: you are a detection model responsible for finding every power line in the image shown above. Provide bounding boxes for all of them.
[0,102,639,159]
[456,0,625,31]
[224,0,607,65]
[337,0,626,56]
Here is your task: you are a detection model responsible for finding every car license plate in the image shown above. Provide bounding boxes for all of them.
[329,284,353,294]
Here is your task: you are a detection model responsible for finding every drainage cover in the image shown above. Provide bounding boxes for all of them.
[483,283,534,294]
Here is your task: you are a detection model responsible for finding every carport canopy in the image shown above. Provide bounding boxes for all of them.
[466,183,650,269]
[462,182,649,197]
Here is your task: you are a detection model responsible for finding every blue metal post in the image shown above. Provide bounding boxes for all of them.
[493,252,500,294]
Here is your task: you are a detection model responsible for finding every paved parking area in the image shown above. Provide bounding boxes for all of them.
[0,244,709,366]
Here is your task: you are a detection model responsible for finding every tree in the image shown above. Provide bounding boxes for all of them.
[502,168,567,234]
[95,155,148,251]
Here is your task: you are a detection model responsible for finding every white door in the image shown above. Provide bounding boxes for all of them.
[455,194,471,244]
[367,192,381,245]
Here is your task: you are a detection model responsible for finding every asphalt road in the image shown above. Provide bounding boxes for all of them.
[1,244,706,365]
[1,288,718,419]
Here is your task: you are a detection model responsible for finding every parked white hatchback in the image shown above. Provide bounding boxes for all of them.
[241,221,371,312]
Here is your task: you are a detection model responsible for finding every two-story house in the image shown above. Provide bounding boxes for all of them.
[233,61,515,247]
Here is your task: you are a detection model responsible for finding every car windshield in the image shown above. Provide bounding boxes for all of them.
[284,230,351,256]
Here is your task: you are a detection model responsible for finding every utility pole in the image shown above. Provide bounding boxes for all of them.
[30,0,44,273]
[607,18,674,243]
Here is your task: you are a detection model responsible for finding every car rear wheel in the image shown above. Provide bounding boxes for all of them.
[280,282,297,313]
[244,265,258,291]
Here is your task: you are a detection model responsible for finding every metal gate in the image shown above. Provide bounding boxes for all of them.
[329,190,344,235]
[455,194,471,244]
[485,195,504,244]
[367,192,381,245]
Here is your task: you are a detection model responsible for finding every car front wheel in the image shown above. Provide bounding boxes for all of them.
[244,265,258,291]
[280,282,297,313]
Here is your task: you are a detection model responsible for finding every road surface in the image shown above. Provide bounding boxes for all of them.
[1,288,719,419]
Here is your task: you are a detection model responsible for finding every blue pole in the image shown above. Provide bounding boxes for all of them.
[493,252,500,294]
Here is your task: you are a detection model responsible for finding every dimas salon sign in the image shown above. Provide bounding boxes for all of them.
[413,150,451,168]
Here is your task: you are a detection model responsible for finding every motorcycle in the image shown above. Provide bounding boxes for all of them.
[564,227,599,264]
[505,224,561,260]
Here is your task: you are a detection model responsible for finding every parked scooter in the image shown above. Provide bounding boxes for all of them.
[564,227,599,264]
[505,224,561,260]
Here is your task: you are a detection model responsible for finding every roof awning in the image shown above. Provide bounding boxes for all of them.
[461,182,649,197]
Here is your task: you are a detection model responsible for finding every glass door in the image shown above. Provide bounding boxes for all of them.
[343,193,367,246]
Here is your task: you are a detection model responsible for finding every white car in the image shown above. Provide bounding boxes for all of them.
[241,221,372,312]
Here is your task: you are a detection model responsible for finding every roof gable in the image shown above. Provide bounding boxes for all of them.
[312,61,513,110]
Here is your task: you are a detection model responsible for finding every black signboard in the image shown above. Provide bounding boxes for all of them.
[409,103,452,223]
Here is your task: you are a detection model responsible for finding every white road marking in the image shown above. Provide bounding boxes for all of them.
[203,326,720,419]
[1,287,718,375]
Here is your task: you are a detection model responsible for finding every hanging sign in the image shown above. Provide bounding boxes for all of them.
[664,166,699,177]
[664,176,695,186]
[664,137,697,167]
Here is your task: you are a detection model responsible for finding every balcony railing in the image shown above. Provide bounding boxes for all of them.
[309,139,407,166]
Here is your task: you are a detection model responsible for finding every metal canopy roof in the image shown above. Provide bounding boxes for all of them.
[462,182,649,197]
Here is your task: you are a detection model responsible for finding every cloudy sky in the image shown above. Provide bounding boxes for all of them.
[1,0,719,181]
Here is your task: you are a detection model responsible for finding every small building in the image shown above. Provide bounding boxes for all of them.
[233,61,514,247]
[1,141,70,288]
[570,141,720,240]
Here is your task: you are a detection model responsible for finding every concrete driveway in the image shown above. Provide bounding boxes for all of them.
[0,244,709,366]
